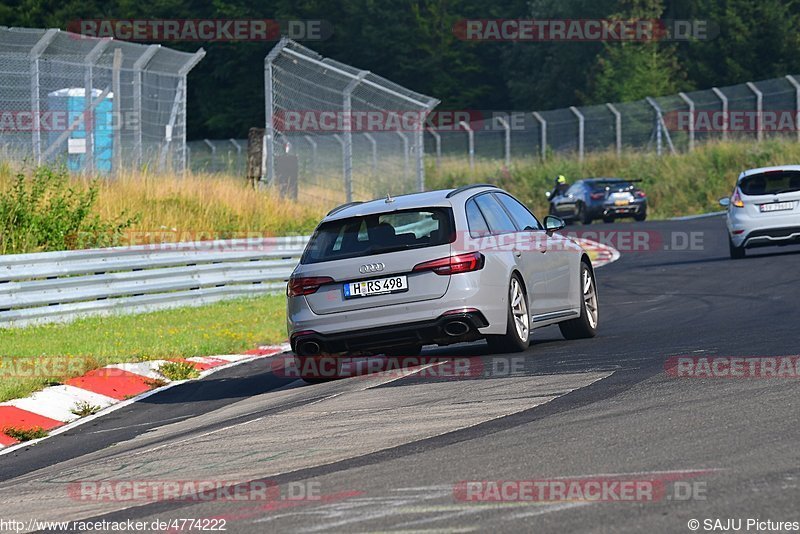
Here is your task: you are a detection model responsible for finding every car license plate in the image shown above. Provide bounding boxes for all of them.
[343,275,408,299]
[614,200,629,206]
[759,201,793,212]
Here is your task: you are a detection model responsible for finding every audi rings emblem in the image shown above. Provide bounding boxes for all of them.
[359,262,385,274]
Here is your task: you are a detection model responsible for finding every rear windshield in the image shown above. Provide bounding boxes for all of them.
[301,207,454,264]
[739,171,800,196]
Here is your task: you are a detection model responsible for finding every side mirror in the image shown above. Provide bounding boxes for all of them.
[545,191,551,199]
[718,197,731,207]
[544,215,566,233]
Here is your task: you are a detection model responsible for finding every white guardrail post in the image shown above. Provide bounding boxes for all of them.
[0,237,310,328]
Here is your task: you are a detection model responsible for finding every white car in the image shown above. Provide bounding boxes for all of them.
[719,165,800,259]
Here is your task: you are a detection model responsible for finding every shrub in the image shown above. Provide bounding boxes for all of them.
[0,165,139,254]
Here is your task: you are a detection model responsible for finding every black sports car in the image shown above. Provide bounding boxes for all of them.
[547,178,648,224]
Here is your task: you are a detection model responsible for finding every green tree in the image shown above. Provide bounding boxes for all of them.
[584,0,690,102]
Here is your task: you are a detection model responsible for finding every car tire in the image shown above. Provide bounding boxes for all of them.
[486,274,530,353]
[578,203,592,225]
[729,236,746,259]
[559,262,599,340]
[633,210,647,222]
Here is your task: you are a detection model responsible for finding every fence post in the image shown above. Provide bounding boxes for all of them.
[177,50,205,174]
[203,139,216,172]
[264,37,289,185]
[645,97,676,156]
[415,128,424,191]
[746,82,763,142]
[363,133,378,178]
[427,127,441,169]
[29,29,58,165]
[459,120,474,170]
[229,138,242,173]
[396,131,410,180]
[711,87,728,141]
[132,45,160,169]
[605,103,622,157]
[229,138,242,155]
[495,115,511,167]
[83,39,110,175]
[569,106,584,161]
[785,76,800,142]
[332,134,348,201]
[303,135,317,171]
[343,70,369,203]
[532,112,547,160]
[678,92,695,151]
[111,49,122,175]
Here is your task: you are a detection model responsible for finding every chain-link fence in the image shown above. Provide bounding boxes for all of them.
[263,38,439,205]
[0,26,205,174]
[186,138,247,175]
[429,75,800,166]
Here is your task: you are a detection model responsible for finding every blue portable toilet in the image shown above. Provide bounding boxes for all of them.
[47,88,114,173]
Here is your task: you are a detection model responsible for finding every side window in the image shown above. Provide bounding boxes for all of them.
[465,198,491,237]
[495,193,542,231]
[473,194,517,234]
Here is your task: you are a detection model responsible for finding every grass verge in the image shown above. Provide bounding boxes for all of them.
[0,294,287,402]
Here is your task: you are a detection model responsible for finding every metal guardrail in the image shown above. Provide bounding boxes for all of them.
[0,236,310,328]
[0,234,616,328]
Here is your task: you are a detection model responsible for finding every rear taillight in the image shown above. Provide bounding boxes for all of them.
[287,276,334,297]
[635,191,646,198]
[590,192,605,200]
[413,252,485,276]
[732,187,744,208]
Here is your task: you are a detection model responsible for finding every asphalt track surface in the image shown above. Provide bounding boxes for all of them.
[1,215,799,533]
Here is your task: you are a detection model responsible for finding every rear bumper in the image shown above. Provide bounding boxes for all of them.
[291,310,489,355]
[601,201,646,217]
[741,226,800,248]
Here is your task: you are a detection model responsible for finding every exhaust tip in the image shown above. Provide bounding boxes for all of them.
[298,340,321,356]
[443,320,470,337]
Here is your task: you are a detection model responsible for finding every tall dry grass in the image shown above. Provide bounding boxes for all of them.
[0,164,326,250]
